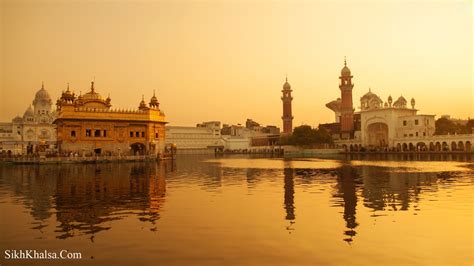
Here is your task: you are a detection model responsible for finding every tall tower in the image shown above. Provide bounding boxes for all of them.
[281,77,293,134]
[339,58,354,136]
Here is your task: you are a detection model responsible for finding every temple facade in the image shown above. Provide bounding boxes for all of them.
[323,59,450,151]
[0,83,57,155]
[54,82,166,156]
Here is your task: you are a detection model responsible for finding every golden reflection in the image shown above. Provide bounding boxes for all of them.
[283,161,296,232]
[333,165,359,244]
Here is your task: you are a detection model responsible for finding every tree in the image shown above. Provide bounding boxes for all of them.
[435,118,472,135]
[281,125,333,146]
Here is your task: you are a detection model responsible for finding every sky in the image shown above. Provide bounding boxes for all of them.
[0,0,472,128]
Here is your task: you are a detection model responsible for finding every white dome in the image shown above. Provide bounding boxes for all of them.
[33,84,52,105]
[23,105,34,117]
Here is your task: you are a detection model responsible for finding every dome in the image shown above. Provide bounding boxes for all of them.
[12,115,23,123]
[33,83,52,105]
[361,89,379,100]
[397,96,406,102]
[341,66,351,76]
[393,95,408,108]
[23,105,34,117]
[82,81,104,101]
[341,57,351,76]
[283,77,291,90]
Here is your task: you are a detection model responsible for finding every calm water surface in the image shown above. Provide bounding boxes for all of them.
[0,155,473,266]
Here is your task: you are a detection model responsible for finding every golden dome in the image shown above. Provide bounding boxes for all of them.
[341,57,351,76]
[283,77,291,90]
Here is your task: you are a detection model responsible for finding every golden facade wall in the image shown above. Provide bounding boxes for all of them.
[55,107,166,155]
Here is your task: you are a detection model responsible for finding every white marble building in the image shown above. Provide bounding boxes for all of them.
[358,90,435,148]
[329,88,437,150]
[165,121,224,154]
[0,83,57,155]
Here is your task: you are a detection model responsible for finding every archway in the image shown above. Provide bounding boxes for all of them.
[396,143,401,152]
[466,141,471,152]
[367,122,389,147]
[458,141,464,151]
[408,143,415,151]
[435,142,441,152]
[342,144,348,152]
[130,142,146,155]
[416,142,426,152]
[442,142,449,152]
[429,142,435,151]
[451,141,457,151]
[402,143,408,152]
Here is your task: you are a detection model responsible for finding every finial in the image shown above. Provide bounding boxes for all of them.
[142,94,144,101]
[41,81,44,89]
[67,82,70,91]
[369,87,371,92]
[285,74,288,82]
[91,81,95,92]
[344,56,347,66]
[153,89,156,97]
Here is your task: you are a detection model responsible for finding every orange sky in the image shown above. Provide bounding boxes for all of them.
[0,0,472,127]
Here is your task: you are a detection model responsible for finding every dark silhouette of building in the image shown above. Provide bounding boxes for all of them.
[334,165,359,243]
[281,77,293,135]
[339,58,355,138]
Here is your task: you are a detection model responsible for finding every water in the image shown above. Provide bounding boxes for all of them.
[0,155,473,265]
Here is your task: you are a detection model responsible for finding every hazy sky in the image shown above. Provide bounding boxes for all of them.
[1,0,472,127]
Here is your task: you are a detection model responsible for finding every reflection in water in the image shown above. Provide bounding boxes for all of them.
[283,167,295,232]
[334,165,359,243]
[0,156,472,265]
[0,161,175,239]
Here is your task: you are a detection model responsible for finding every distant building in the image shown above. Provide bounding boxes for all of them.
[222,119,281,149]
[0,83,57,155]
[54,82,166,156]
[281,77,293,134]
[324,59,454,151]
[165,121,223,153]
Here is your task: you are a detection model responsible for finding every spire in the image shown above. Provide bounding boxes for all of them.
[153,89,156,97]
[66,82,70,92]
[286,74,288,82]
[91,81,95,93]
[41,81,44,89]
[344,56,347,66]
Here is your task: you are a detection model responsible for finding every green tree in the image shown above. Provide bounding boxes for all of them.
[281,125,333,146]
[435,118,463,135]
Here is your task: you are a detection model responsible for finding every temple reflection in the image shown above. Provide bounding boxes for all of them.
[333,165,359,243]
[54,161,171,238]
[0,161,173,239]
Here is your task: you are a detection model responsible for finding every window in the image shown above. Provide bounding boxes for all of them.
[423,132,426,136]
[94,130,101,137]
[86,129,91,137]
[141,132,145,138]
[71,130,76,137]
[409,134,413,137]
[415,119,419,125]
[415,132,418,137]
[130,131,133,137]
[135,131,139,137]
[155,133,158,139]
[403,120,407,126]
[103,130,107,137]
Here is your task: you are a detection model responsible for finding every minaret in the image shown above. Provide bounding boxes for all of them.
[281,76,293,135]
[339,57,354,136]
